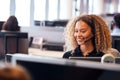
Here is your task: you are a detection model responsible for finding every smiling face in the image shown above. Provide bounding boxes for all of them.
[74,20,94,45]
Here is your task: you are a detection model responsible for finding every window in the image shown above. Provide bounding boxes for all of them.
[34,0,46,21]
[48,0,58,20]
[0,0,10,21]
[60,0,73,19]
[15,0,30,26]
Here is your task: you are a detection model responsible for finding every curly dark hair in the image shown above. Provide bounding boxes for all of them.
[2,16,20,31]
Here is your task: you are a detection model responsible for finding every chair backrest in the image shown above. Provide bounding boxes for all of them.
[0,32,28,56]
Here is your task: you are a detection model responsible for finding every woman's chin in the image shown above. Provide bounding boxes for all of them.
[78,42,85,45]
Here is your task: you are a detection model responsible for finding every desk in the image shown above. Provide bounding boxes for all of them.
[29,48,64,58]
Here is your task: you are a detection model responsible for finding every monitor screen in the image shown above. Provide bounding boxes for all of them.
[69,57,101,62]
[0,21,4,30]
[11,54,120,80]
[69,57,120,64]
[112,35,120,52]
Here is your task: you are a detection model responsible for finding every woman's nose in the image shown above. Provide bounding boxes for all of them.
[77,32,82,37]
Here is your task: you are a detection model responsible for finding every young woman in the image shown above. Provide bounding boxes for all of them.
[63,14,120,58]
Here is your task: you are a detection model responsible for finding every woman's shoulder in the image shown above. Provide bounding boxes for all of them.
[103,48,120,57]
[62,50,72,58]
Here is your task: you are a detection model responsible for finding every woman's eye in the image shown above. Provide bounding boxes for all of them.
[81,30,86,33]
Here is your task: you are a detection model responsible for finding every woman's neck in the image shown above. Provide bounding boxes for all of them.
[80,42,94,56]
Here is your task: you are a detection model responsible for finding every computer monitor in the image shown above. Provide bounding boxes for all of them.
[11,54,120,80]
[0,21,4,30]
[69,57,101,62]
[69,57,120,64]
[112,35,120,52]
[53,20,68,27]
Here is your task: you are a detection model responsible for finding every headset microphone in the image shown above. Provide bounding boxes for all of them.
[85,35,94,43]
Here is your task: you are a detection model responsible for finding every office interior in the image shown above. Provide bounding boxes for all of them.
[0,0,119,52]
[0,0,120,80]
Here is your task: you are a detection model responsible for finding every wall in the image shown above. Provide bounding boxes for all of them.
[21,26,65,44]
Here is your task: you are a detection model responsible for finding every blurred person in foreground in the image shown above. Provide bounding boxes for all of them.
[0,62,31,80]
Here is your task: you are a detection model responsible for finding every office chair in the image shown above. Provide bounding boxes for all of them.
[0,32,28,60]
